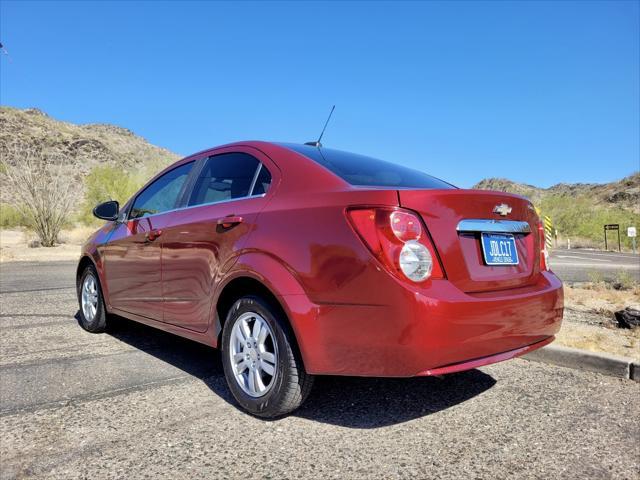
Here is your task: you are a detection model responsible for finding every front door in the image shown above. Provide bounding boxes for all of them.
[103,161,195,320]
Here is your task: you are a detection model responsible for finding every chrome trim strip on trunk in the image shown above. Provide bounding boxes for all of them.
[456,219,531,234]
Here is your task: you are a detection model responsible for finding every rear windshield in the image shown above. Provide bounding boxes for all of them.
[280,143,455,189]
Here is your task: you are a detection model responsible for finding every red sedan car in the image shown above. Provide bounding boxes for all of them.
[78,141,563,417]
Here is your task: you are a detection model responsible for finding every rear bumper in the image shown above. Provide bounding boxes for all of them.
[285,271,563,377]
[416,336,554,376]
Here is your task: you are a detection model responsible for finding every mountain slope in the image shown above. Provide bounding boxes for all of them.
[0,106,180,204]
[474,174,640,215]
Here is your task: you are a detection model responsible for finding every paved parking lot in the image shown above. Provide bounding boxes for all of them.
[1,261,639,479]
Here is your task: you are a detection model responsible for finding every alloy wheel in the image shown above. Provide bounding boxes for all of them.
[81,273,99,322]
[229,312,278,397]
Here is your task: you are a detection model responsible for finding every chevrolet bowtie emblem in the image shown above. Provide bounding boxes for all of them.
[493,203,512,216]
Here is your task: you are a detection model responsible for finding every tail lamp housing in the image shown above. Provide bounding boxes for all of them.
[346,207,444,282]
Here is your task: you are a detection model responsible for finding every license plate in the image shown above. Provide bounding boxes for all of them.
[480,233,519,265]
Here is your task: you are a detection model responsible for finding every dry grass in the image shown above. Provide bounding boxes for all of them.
[556,321,640,360]
[564,283,640,317]
[561,281,640,359]
[58,225,96,244]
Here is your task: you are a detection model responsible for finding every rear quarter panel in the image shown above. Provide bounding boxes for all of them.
[244,188,401,305]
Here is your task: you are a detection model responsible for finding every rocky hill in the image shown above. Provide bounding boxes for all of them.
[0,106,179,203]
[474,174,640,215]
[474,174,640,249]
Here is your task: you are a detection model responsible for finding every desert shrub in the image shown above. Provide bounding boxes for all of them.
[3,143,74,246]
[613,270,636,291]
[0,203,31,228]
[80,165,142,224]
[587,270,605,285]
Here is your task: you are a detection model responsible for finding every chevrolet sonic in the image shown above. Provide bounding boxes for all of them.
[77,141,564,417]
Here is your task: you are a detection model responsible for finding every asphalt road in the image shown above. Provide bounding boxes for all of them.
[550,249,639,283]
[1,261,639,479]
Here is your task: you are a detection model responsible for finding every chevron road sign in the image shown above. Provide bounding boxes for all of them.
[543,215,553,250]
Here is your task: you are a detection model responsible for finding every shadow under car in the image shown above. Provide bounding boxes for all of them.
[86,313,497,428]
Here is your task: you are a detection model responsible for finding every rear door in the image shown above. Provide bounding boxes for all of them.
[399,189,541,293]
[161,148,276,332]
[103,161,195,319]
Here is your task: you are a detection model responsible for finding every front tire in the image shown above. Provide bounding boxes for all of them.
[77,265,109,333]
[221,295,314,418]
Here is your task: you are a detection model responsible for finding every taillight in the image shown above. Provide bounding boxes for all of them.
[538,221,549,271]
[346,207,444,282]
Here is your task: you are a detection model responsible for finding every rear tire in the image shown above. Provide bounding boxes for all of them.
[221,295,314,418]
[77,264,109,333]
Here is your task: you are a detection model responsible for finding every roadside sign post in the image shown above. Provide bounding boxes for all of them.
[628,226,637,254]
[604,224,621,252]
[543,216,553,251]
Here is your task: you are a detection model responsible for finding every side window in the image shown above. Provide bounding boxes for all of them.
[188,153,260,206]
[130,162,193,219]
[251,165,272,195]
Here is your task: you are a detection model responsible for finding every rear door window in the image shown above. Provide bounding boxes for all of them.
[251,165,272,196]
[188,153,264,206]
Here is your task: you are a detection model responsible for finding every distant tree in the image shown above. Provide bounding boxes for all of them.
[3,142,74,247]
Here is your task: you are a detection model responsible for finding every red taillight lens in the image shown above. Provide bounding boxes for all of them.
[538,221,549,271]
[346,207,444,282]
[390,210,422,242]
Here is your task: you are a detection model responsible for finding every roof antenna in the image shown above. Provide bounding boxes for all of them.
[305,105,335,148]
[0,42,13,63]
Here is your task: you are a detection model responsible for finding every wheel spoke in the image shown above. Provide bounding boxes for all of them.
[233,352,243,362]
[236,361,248,374]
[257,325,268,345]
[240,319,252,341]
[259,359,275,376]
[248,367,256,392]
[254,368,266,393]
[261,351,275,364]
[251,318,262,341]
[235,325,247,344]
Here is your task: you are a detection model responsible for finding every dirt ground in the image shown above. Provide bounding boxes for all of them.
[558,310,639,360]
[556,283,640,359]
[0,227,88,262]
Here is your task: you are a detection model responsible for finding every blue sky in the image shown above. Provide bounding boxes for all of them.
[1,1,638,188]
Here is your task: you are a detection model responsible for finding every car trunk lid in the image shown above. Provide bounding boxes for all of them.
[398,189,541,293]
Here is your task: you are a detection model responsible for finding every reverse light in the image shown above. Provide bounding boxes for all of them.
[399,240,433,281]
[346,207,444,282]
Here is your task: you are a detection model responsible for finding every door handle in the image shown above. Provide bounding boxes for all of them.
[217,215,244,229]
[145,229,163,242]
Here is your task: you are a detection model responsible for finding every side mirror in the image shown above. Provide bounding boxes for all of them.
[93,200,119,221]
